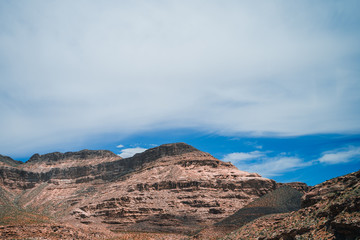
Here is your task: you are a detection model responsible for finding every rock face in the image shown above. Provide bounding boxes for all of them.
[0,143,279,234]
[223,169,360,240]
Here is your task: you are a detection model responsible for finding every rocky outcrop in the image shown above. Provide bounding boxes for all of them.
[222,169,360,240]
[301,170,360,208]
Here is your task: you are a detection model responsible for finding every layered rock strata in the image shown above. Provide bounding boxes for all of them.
[0,143,286,233]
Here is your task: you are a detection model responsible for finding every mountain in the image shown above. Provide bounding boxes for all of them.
[0,154,22,167]
[222,169,360,240]
[0,143,281,237]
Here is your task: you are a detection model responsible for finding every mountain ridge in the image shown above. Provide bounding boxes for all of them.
[27,149,120,163]
[0,142,310,239]
[0,154,22,167]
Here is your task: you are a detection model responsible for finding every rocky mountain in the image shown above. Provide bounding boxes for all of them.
[0,154,22,167]
[0,143,283,236]
[222,169,360,240]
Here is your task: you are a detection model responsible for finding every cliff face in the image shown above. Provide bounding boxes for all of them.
[223,169,360,240]
[0,149,123,190]
[0,143,281,234]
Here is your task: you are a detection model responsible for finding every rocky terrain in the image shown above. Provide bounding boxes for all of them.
[0,143,283,237]
[191,186,303,240]
[0,154,22,167]
[222,169,360,240]
[1,142,358,239]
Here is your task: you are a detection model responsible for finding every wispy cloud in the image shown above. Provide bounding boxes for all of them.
[318,146,360,164]
[223,151,310,177]
[223,151,265,163]
[225,145,360,177]
[243,141,263,150]
[116,144,124,148]
[241,157,310,177]
[0,1,359,155]
[118,147,147,158]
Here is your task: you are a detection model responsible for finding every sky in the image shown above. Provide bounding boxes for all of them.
[1,0,359,186]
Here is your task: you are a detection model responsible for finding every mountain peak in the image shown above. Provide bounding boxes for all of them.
[128,142,205,166]
[133,142,199,158]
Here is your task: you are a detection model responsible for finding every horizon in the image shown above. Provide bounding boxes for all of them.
[4,133,360,186]
[1,1,360,187]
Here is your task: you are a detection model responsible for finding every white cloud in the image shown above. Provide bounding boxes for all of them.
[116,144,124,148]
[0,1,360,155]
[223,151,310,177]
[238,157,311,177]
[318,146,360,164]
[223,151,265,163]
[118,147,147,158]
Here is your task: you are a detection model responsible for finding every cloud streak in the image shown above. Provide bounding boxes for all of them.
[318,146,360,164]
[222,151,266,163]
[0,1,360,155]
[118,147,147,158]
[224,145,360,177]
[223,151,310,177]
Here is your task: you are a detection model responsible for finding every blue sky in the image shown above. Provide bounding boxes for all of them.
[1,1,360,186]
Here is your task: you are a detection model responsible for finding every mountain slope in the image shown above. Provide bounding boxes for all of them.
[0,155,22,167]
[222,169,360,240]
[216,185,302,227]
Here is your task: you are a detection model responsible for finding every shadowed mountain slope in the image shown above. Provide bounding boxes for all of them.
[216,186,302,228]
